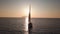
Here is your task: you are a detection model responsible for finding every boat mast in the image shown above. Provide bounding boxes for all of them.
[28,4,31,23]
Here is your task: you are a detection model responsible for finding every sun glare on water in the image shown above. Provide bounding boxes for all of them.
[25,17,28,31]
[25,6,29,31]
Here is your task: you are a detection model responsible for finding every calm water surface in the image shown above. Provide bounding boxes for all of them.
[0,18,60,34]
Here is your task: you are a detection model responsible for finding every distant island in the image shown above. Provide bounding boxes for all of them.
[0,16,27,19]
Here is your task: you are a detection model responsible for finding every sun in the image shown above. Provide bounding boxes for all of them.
[24,6,29,16]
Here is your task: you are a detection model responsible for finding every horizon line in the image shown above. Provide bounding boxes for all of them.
[0,17,60,18]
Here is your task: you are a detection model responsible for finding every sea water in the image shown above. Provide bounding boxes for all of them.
[0,18,60,34]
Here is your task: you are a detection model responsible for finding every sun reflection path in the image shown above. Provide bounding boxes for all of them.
[25,17,28,31]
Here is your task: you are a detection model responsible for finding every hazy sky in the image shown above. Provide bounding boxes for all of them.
[0,0,60,18]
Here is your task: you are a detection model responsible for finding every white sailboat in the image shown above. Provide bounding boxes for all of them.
[25,4,32,32]
[28,4,33,32]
